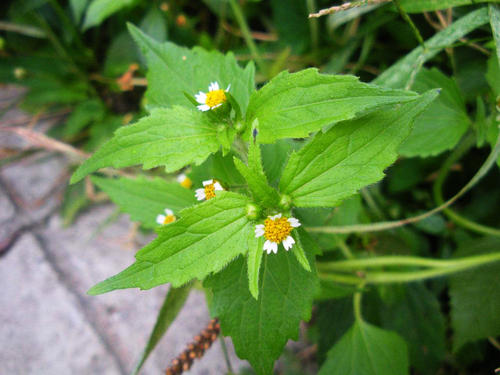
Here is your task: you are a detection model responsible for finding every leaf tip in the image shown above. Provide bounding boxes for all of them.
[87,282,109,296]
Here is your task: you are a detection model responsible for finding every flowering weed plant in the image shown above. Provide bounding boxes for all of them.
[71,6,500,373]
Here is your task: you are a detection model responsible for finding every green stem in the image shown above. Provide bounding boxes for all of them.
[392,0,426,49]
[361,187,385,221]
[219,336,234,374]
[307,133,500,234]
[318,252,500,285]
[336,238,354,259]
[317,252,500,271]
[306,0,319,52]
[228,0,267,75]
[353,281,366,322]
[433,134,500,237]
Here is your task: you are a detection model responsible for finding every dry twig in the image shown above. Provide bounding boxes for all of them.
[309,0,390,18]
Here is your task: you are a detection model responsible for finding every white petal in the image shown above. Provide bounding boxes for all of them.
[197,104,210,111]
[283,236,295,251]
[165,208,174,216]
[212,103,222,109]
[263,240,273,254]
[156,215,166,224]
[255,224,264,230]
[225,84,231,92]
[209,82,219,91]
[202,179,214,186]
[264,240,278,254]
[271,242,278,254]
[195,189,206,201]
[195,92,206,104]
[288,217,301,227]
[255,227,265,237]
[176,173,187,183]
[269,213,282,220]
[213,182,224,191]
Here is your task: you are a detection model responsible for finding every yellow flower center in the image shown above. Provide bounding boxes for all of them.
[163,215,176,225]
[264,217,292,243]
[204,183,217,200]
[180,176,192,189]
[205,89,226,108]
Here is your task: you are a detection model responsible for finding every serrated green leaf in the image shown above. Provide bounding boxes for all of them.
[91,176,196,229]
[205,247,319,375]
[246,235,263,300]
[88,192,252,294]
[128,23,255,115]
[319,320,409,375]
[399,0,494,13]
[399,68,470,157]
[380,284,446,374]
[132,283,192,375]
[83,0,136,30]
[71,106,220,183]
[375,7,490,89]
[233,139,280,207]
[279,90,438,208]
[450,237,500,351]
[245,68,420,143]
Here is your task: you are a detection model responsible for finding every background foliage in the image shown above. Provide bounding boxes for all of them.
[1,1,500,374]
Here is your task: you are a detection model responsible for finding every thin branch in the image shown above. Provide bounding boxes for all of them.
[309,0,390,18]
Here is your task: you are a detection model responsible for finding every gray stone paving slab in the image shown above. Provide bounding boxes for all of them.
[0,153,66,252]
[0,234,122,375]
[37,205,247,374]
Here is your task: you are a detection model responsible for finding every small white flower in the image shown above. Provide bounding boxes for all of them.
[195,179,224,201]
[255,214,301,254]
[156,208,176,225]
[176,173,192,189]
[195,81,231,111]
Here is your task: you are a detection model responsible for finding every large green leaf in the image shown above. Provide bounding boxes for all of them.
[318,320,409,375]
[450,237,500,351]
[71,106,220,183]
[88,192,252,294]
[399,68,470,157]
[375,7,490,89]
[82,0,136,30]
[132,283,192,375]
[279,90,438,207]
[128,24,255,115]
[245,69,420,143]
[91,176,196,229]
[380,284,446,374]
[206,248,319,375]
[399,0,495,13]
